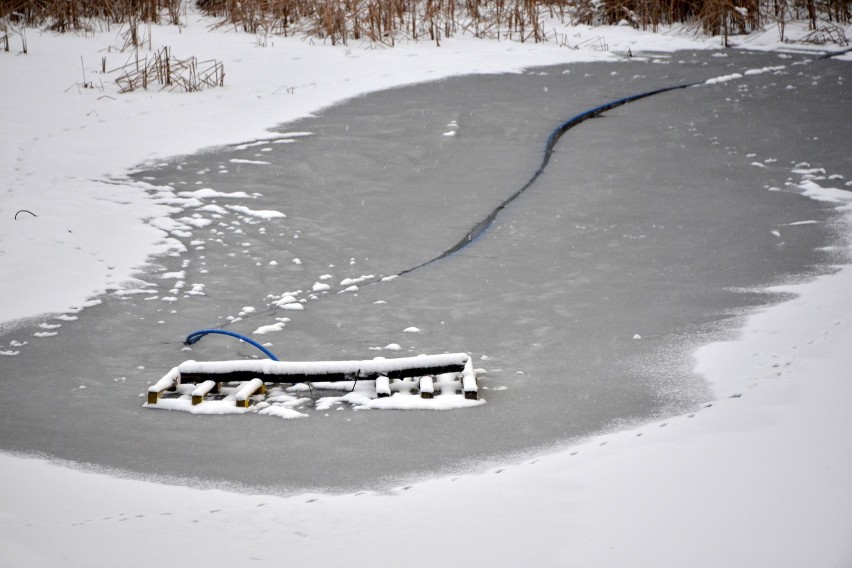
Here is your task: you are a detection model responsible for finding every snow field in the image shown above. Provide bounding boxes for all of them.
[2,8,852,566]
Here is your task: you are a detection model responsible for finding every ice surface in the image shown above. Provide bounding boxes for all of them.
[1,50,849,494]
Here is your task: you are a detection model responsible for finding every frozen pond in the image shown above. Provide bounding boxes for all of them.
[1,50,849,493]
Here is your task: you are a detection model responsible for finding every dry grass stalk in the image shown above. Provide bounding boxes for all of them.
[0,0,183,31]
[113,46,225,92]
[2,0,849,49]
[199,0,554,45]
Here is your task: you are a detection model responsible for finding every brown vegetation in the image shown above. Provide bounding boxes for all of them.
[0,0,183,32]
[196,0,851,47]
[1,0,850,47]
[112,45,225,92]
[196,0,555,45]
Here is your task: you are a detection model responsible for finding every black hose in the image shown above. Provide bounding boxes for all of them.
[397,81,699,276]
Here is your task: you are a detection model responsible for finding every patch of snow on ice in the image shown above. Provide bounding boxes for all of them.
[178,188,253,199]
[54,314,78,321]
[798,180,852,204]
[160,271,185,280]
[743,65,786,75]
[273,294,299,307]
[229,159,271,165]
[705,73,744,84]
[357,394,485,410]
[256,406,308,419]
[254,322,286,335]
[178,217,213,228]
[225,205,286,219]
[146,398,248,415]
[197,204,229,215]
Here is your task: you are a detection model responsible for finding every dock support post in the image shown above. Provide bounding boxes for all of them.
[376,375,391,398]
[420,376,434,399]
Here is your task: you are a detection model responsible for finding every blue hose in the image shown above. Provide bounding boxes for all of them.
[184,329,280,361]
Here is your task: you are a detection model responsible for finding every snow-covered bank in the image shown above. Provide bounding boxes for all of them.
[3,255,851,566]
[3,11,852,566]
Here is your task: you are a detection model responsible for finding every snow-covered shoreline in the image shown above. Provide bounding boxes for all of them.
[2,13,852,566]
[2,259,851,565]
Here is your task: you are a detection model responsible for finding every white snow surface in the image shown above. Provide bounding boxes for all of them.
[176,353,470,377]
[2,11,852,567]
[252,322,286,335]
[224,204,287,219]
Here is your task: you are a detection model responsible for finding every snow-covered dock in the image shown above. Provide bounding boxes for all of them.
[146,353,479,412]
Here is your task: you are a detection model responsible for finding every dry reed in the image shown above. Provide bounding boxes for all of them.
[2,0,849,47]
[112,45,225,92]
